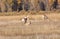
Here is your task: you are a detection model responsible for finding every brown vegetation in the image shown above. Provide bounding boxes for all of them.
[0,12,60,36]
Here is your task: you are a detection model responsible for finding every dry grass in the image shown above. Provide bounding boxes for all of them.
[0,12,60,39]
[0,13,60,36]
[0,11,60,16]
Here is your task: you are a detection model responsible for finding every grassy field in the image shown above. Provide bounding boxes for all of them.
[0,11,60,39]
[0,11,60,16]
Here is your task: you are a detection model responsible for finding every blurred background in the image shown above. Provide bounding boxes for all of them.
[0,0,60,12]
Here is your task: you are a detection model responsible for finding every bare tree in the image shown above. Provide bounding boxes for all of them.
[5,0,12,12]
[24,0,30,11]
[0,0,6,12]
[12,0,18,11]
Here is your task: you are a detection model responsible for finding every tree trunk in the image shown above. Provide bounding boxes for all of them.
[0,0,6,12]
